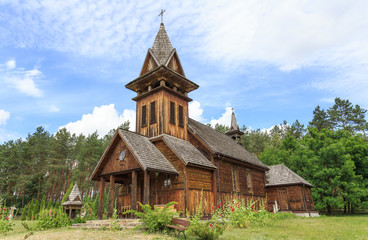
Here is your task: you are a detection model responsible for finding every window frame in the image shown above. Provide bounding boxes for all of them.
[169,101,176,125]
[232,166,239,192]
[141,105,147,127]
[178,105,184,127]
[150,101,156,124]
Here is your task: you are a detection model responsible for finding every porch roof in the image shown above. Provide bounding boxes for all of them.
[119,129,178,174]
[150,134,216,169]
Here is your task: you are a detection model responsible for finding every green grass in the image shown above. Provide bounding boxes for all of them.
[220,215,368,240]
[1,216,367,240]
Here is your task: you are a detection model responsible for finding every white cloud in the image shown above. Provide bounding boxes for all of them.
[210,107,233,127]
[6,60,15,69]
[60,104,136,137]
[189,101,204,122]
[1,59,43,97]
[49,105,60,112]
[0,109,10,125]
[1,0,368,104]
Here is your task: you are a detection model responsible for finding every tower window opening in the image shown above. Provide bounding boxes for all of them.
[178,105,184,127]
[150,101,156,124]
[153,81,160,89]
[170,101,175,125]
[142,105,147,126]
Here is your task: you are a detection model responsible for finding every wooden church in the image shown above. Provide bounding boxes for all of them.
[91,22,316,219]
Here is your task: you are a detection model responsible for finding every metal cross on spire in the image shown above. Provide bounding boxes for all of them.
[158,9,166,24]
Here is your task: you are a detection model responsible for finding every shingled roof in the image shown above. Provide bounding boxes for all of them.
[62,184,83,206]
[118,129,178,174]
[266,164,313,187]
[151,134,216,169]
[151,23,174,65]
[188,118,268,170]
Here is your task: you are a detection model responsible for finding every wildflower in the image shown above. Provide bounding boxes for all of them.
[210,224,213,227]
[2,208,5,211]
[232,208,235,212]
[53,214,55,217]
[6,216,9,221]
[224,199,226,202]
[251,205,254,209]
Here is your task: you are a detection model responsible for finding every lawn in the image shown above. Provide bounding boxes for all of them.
[220,215,368,240]
[1,216,367,240]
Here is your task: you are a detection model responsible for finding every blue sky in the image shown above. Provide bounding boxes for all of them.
[1,0,368,142]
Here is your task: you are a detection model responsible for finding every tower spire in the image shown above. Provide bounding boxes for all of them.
[226,109,244,142]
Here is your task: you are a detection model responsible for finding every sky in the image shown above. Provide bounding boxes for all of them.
[1,0,368,142]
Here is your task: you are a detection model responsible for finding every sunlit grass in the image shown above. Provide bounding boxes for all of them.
[1,216,367,240]
[220,215,368,240]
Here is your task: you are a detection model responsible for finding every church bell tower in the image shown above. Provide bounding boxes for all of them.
[125,22,198,140]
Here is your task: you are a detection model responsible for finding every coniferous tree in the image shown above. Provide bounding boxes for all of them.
[21,205,28,221]
[309,105,331,131]
[33,199,40,219]
[47,198,52,209]
[327,98,367,132]
[27,199,34,220]
[40,195,46,211]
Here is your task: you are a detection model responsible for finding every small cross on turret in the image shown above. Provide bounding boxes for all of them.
[158,9,166,24]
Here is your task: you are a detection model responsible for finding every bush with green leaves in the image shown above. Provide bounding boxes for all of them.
[220,197,272,227]
[123,201,178,233]
[110,208,122,231]
[82,200,98,220]
[0,207,14,234]
[35,208,71,230]
[188,209,226,240]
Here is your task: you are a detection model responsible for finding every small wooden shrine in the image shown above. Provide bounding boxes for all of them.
[62,184,83,219]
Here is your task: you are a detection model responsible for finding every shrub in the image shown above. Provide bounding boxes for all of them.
[214,197,273,228]
[188,211,226,240]
[35,208,71,230]
[82,201,97,220]
[27,199,34,220]
[72,216,86,224]
[123,201,178,233]
[0,207,14,234]
[110,208,122,231]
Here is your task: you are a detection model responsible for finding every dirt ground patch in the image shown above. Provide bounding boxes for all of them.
[0,228,172,240]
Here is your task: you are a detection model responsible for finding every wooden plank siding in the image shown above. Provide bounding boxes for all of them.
[152,140,185,189]
[100,136,141,176]
[266,185,315,212]
[188,131,212,161]
[136,89,189,140]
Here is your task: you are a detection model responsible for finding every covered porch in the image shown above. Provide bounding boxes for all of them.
[97,169,178,219]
